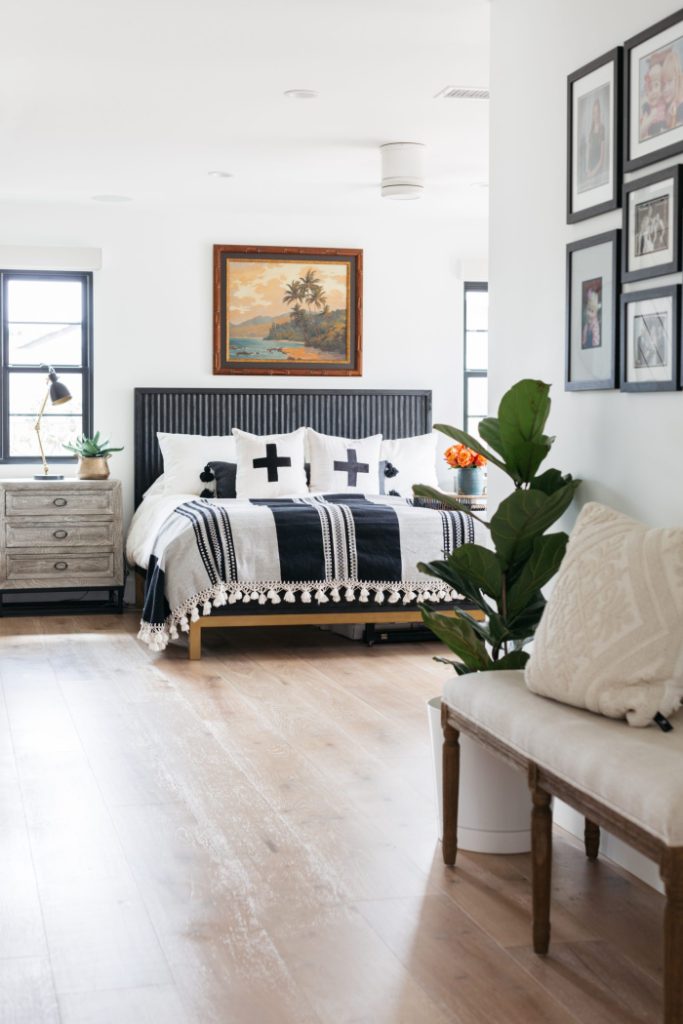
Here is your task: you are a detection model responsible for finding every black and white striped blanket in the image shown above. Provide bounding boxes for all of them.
[138,493,475,650]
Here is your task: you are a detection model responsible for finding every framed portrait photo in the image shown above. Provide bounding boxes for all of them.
[567,48,622,223]
[625,10,683,171]
[623,165,682,282]
[213,245,363,376]
[620,284,680,391]
[566,230,620,391]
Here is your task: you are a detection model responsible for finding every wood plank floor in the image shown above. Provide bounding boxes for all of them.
[0,613,664,1024]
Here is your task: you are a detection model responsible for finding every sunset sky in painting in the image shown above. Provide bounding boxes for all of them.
[228,259,348,322]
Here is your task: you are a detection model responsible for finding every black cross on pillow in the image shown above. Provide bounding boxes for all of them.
[253,443,291,482]
[334,448,369,487]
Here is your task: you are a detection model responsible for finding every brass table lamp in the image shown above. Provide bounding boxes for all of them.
[34,367,72,480]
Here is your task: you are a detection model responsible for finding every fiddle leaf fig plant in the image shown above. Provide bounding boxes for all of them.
[63,432,124,458]
[413,379,580,675]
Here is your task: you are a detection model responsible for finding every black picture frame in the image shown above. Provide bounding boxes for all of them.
[566,230,620,391]
[567,48,622,223]
[623,165,683,282]
[625,8,683,172]
[620,284,680,392]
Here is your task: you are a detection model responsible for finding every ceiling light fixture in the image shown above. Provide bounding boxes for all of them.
[434,85,490,100]
[284,89,318,100]
[91,194,132,203]
[380,142,425,200]
[208,171,234,178]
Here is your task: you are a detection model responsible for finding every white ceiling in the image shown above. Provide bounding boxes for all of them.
[2,0,490,215]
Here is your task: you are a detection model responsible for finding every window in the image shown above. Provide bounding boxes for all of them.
[463,281,488,436]
[0,272,93,463]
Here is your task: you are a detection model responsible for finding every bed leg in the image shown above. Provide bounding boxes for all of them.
[529,765,552,956]
[442,703,460,867]
[584,818,600,861]
[661,848,683,1024]
[188,622,202,660]
[135,573,145,609]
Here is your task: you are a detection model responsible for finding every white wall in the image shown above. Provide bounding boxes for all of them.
[0,201,488,525]
[490,0,683,890]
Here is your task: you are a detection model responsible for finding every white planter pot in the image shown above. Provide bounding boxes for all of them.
[427,696,531,854]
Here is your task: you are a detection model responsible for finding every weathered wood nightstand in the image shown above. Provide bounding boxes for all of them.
[0,479,124,614]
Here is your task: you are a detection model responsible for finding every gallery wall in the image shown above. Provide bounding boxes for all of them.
[489,0,683,889]
[0,200,488,521]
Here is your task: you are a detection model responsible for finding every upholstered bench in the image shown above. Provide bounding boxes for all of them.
[441,669,683,1024]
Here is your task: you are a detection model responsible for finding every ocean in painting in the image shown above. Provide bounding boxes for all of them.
[230,336,318,361]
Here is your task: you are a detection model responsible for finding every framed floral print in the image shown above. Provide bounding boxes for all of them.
[620,284,680,391]
[625,9,683,171]
[213,245,363,376]
[567,48,622,223]
[623,165,683,282]
[566,230,620,391]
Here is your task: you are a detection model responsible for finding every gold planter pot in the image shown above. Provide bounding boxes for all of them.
[77,455,110,480]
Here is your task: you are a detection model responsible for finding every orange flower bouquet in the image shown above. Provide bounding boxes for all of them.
[444,443,487,470]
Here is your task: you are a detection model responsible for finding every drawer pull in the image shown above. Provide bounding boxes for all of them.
[53,530,68,539]
[53,497,68,507]
[54,561,68,571]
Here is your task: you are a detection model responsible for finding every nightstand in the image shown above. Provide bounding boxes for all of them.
[0,479,124,615]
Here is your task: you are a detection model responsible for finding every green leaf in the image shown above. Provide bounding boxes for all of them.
[498,379,552,444]
[500,439,553,485]
[433,423,509,475]
[477,416,505,456]
[416,561,494,615]
[491,649,530,671]
[445,545,503,600]
[531,468,576,495]
[490,481,579,569]
[505,532,568,620]
[420,608,493,671]
[411,485,489,528]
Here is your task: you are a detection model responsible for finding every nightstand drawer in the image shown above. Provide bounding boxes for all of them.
[5,552,115,582]
[5,520,115,549]
[5,489,115,517]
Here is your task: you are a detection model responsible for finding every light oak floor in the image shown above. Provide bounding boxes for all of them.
[0,613,664,1024]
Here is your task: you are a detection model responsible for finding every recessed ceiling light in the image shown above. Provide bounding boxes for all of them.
[91,194,133,203]
[284,89,318,100]
[208,170,234,178]
[434,85,489,100]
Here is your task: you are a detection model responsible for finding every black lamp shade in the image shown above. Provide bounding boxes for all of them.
[47,369,72,406]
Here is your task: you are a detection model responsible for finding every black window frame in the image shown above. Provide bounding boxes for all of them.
[0,269,93,465]
[463,280,488,430]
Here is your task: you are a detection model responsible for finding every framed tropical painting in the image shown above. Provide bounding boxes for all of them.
[213,245,363,376]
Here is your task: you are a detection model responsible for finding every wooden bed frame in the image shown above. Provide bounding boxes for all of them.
[133,386,473,659]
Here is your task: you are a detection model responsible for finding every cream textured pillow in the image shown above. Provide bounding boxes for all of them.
[525,502,683,727]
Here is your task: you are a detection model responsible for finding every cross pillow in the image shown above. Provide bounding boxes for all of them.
[307,429,382,494]
[233,428,308,499]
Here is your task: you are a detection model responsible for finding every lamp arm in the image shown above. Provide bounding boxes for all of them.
[34,386,51,476]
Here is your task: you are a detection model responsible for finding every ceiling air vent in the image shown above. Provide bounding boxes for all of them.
[434,86,489,100]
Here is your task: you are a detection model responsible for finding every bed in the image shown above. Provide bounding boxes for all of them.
[128,387,481,659]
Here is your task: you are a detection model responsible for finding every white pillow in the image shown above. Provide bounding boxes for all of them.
[233,427,308,499]
[307,429,382,493]
[157,433,236,494]
[380,434,439,496]
[143,474,166,499]
[525,502,683,727]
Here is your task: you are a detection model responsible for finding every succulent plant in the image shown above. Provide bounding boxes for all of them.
[63,431,124,458]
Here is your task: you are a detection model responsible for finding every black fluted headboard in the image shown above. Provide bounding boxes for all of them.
[134,387,432,507]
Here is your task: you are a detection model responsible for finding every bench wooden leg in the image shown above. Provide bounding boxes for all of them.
[529,768,552,955]
[188,622,202,660]
[441,703,460,867]
[661,848,683,1024]
[584,818,600,861]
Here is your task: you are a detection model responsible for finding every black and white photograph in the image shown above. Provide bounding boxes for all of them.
[566,231,619,390]
[626,10,683,170]
[567,48,622,222]
[621,284,680,391]
[623,165,681,282]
